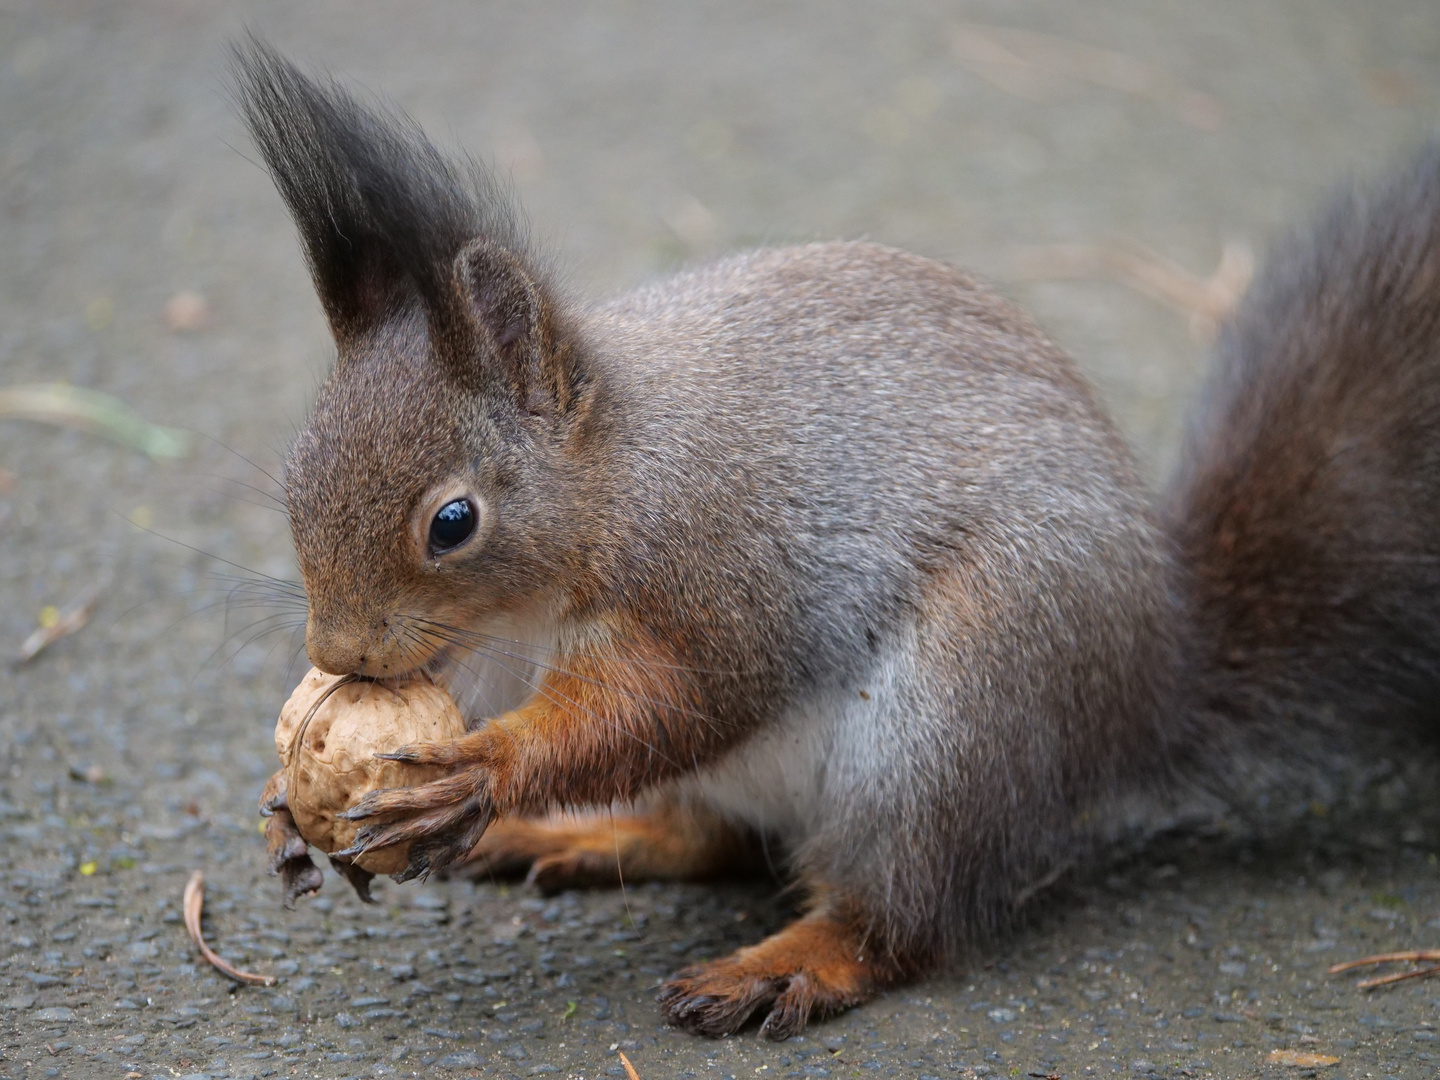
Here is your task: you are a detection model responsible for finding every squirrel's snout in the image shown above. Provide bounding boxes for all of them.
[305,607,437,679]
[305,640,366,678]
[304,617,375,678]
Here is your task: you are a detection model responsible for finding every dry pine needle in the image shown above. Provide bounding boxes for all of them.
[183,870,277,986]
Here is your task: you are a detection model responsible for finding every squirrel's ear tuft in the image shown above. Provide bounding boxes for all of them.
[229,36,523,345]
[451,240,567,414]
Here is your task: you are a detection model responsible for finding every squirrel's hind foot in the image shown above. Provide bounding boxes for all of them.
[658,909,883,1040]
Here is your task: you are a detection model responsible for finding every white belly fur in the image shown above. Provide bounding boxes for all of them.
[678,648,903,841]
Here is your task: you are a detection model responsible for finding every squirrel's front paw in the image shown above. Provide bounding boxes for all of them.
[336,761,495,881]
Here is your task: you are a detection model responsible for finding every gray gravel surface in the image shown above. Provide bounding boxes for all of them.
[3,2,1440,1078]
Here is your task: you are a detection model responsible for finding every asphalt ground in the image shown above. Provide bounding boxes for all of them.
[2,2,1440,1078]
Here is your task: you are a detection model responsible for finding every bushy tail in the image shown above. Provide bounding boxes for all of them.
[1170,145,1440,770]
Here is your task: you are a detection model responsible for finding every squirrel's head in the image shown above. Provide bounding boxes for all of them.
[234,40,594,679]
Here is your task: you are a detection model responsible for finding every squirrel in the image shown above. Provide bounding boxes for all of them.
[237,40,1440,1040]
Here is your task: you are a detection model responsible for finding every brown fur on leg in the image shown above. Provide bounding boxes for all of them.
[658,897,901,1040]
[457,799,758,893]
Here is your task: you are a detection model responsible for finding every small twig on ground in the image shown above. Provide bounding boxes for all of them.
[183,870,277,986]
[17,585,104,665]
[618,1050,642,1080]
[1008,238,1254,340]
[1329,949,1440,989]
[949,21,1223,131]
[1355,965,1440,989]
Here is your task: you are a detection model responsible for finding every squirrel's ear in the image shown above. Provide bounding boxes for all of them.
[451,239,565,413]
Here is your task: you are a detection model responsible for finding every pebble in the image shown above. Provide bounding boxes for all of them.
[436,1050,484,1068]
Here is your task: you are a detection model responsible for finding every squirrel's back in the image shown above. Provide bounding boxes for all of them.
[587,241,1164,663]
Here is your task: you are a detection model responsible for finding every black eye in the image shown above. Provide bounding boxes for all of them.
[429,499,476,553]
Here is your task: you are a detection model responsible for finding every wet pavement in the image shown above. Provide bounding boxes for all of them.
[3,2,1440,1078]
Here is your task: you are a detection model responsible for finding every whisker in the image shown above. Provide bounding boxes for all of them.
[192,430,287,496]
[201,476,290,517]
[207,569,306,596]
[284,634,312,682]
[201,614,308,677]
[406,617,689,701]
[202,471,287,507]
[113,514,303,597]
[392,623,530,761]
[215,583,307,607]
[395,623,514,715]
[180,598,305,629]
[221,606,306,641]
[208,568,306,591]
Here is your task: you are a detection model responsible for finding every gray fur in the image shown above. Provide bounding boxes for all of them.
[588,245,1179,956]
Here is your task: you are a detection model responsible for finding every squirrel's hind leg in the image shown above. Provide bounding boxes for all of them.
[453,798,760,893]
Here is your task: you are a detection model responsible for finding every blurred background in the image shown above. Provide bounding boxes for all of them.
[2,2,1439,1076]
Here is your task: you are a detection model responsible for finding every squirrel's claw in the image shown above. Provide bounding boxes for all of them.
[375,740,460,766]
[260,769,324,908]
[334,765,496,879]
[279,852,325,909]
[396,805,498,881]
[374,750,419,763]
[264,810,323,908]
[337,791,493,861]
[258,768,288,817]
[657,912,877,1040]
[327,855,377,903]
[340,801,474,856]
[340,768,484,820]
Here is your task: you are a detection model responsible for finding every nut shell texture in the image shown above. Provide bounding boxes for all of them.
[274,668,467,874]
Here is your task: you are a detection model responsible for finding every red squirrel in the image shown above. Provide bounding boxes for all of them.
[238,41,1440,1039]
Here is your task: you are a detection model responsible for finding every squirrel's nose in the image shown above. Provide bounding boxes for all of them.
[304,617,369,676]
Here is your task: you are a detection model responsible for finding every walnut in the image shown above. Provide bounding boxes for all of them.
[274,668,467,874]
